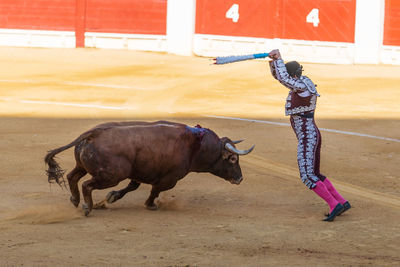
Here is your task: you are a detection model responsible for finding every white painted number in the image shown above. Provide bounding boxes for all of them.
[226,4,239,23]
[306,8,319,27]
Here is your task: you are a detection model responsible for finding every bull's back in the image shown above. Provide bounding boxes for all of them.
[90,120,185,131]
[80,124,193,181]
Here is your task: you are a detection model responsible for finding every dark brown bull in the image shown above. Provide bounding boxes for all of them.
[44,121,254,216]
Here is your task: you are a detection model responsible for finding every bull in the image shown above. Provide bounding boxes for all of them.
[44,121,254,216]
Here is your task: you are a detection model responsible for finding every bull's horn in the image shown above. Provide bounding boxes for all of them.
[225,143,255,155]
[232,139,244,144]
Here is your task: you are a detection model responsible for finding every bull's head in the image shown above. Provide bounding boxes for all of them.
[210,138,255,185]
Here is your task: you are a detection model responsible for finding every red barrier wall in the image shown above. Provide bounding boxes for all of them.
[0,0,167,47]
[0,0,75,31]
[1,0,398,49]
[279,0,356,43]
[384,0,400,46]
[195,0,274,38]
[85,0,167,35]
[196,0,356,43]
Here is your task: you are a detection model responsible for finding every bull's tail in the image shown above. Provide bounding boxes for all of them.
[44,145,70,187]
[44,129,101,187]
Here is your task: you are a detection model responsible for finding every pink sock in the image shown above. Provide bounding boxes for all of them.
[323,178,347,204]
[312,181,339,212]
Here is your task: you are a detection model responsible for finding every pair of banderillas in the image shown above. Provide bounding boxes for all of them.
[213,53,269,65]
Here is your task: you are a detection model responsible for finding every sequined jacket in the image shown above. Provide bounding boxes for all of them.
[269,59,319,116]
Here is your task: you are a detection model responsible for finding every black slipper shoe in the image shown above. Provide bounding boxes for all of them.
[325,201,352,217]
[340,201,351,215]
[324,203,344,222]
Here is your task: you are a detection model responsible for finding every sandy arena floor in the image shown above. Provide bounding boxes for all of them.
[0,47,399,266]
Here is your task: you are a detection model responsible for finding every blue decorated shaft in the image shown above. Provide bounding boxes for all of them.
[213,53,269,65]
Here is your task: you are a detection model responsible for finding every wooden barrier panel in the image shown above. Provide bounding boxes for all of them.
[0,0,167,48]
[85,0,167,35]
[195,0,275,38]
[0,0,75,31]
[383,0,400,46]
[195,0,356,43]
[279,0,356,43]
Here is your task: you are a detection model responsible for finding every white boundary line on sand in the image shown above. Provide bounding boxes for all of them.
[1,91,398,143]
[206,115,400,143]
[62,82,148,90]
[1,98,134,110]
[0,79,148,90]
[20,100,134,110]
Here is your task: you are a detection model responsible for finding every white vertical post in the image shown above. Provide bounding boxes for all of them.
[166,0,196,56]
[354,0,385,64]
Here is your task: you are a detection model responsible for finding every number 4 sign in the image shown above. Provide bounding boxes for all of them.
[226,4,239,23]
[226,5,318,27]
[306,8,319,27]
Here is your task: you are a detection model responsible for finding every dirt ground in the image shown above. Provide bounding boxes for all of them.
[0,47,399,266]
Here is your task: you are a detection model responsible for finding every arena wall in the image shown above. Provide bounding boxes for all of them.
[0,0,399,65]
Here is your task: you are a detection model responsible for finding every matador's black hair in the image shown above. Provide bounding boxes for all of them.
[285,61,303,77]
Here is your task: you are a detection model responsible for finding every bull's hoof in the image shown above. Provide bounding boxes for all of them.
[70,196,79,207]
[145,203,158,211]
[106,191,119,204]
[82,203,91,216]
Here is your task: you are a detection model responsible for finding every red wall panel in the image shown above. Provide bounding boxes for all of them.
[0,0,75,31]
[196,0,356,43]
[280,0,356,43]
[384,0,400,46]
[196,0,276,38]
[85,0,167,35]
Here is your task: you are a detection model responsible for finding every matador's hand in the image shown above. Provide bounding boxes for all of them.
[268,49,281,60]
